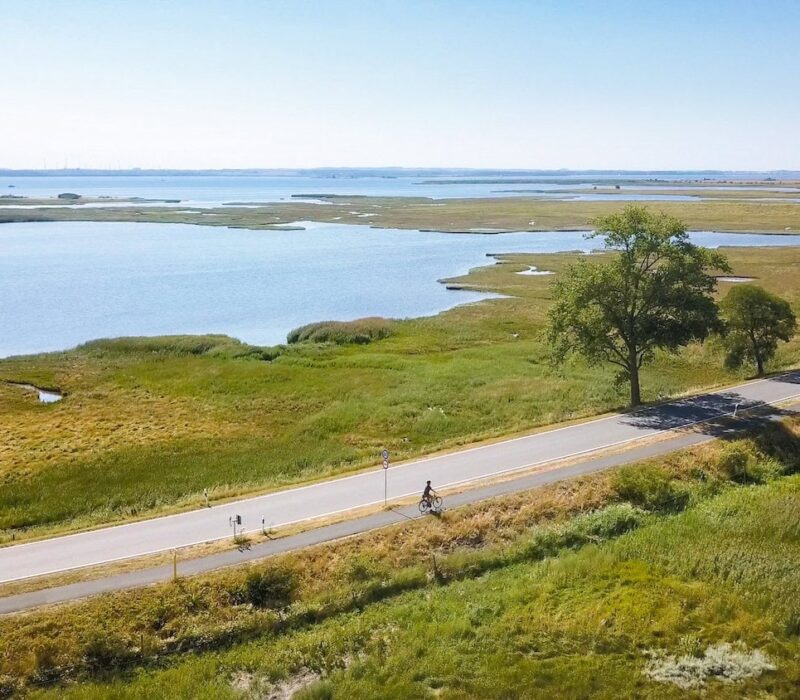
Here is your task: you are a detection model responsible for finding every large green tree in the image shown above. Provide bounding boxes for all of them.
[547,206,729,406]
[721,284,796,376]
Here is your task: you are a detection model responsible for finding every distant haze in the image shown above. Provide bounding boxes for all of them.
[1,0,798,170]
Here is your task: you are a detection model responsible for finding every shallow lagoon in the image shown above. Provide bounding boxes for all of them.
[4,174,797,206]
[1,220,799,358]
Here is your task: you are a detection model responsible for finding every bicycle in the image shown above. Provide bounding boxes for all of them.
[418,493,443,514]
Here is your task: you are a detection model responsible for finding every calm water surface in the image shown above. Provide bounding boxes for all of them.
[1,220,799,358]
[4,174,796,205]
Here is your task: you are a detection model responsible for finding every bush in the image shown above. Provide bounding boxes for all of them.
[29,640,63,685]
[645,642,775,690]
[715,441,783,483]
[613,465,690,512]
[294,679,334,700]
[77,335,279,361]
[567,502,648,539]
[0,676,18,700]
[287,318,394,345]
[83,632,139,673]
[753,423,800,474]
[523,503,647,558]
[717,443,753,482]
[232,567,298,609]
[79,335,233,356]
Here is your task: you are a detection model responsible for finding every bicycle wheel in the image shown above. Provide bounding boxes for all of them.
[418,499,430,514]
[432,496,443,509]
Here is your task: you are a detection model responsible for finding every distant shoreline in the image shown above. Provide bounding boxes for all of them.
[3,167,800,179]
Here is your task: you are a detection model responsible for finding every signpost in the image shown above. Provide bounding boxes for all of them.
[229,514,242,540]
[382,449,390,506]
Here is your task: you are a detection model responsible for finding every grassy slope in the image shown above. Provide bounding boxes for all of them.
[1,193,799,233]
[9,425,800,699]
[2,247,800,538]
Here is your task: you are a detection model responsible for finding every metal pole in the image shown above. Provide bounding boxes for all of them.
[172,549,177,581]
[382,449,389,506]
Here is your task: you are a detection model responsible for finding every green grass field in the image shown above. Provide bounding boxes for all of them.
[4,421,799,698]
[2,246,800,540]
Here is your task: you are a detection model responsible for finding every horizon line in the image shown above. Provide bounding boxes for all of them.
[2,167,800,176]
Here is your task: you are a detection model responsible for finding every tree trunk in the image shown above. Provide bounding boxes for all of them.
[628,354,642,407]
[749,330,764,377]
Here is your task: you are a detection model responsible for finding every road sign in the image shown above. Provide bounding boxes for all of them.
[382,449,389,460]
[383,459,389,470]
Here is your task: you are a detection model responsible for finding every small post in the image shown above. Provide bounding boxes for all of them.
[262,517,266,536]
[229,515,241,540]
[204,488,209,508]
[382,449,390,506]
[733,402,741,418]
[172,549,177,581]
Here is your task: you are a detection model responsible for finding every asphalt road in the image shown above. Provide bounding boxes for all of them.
[2,371,799,587]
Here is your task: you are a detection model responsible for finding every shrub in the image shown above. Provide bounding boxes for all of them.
[343,555,387,584]
[232,566,298,609]
[715,441,782,483]
[0,676,18,699]
[287,318,394,345]
[76,335,280,361]
[753,423,800,474]
[79,335,232,356]
[83,632,139,673]
[29,640,63,685]
[717,443,753,482]
[644,642,775,689]
[294,679,334,700]
[523,502,647,557]
[567,502,648,539]
[613,465,690,512]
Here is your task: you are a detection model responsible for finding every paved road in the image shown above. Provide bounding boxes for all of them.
[2,371,800,585]
[2,402,797,615]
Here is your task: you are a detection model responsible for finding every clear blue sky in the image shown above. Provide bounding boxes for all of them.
[2,0,798,170]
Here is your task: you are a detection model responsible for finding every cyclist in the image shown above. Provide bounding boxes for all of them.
[421,480,434,507]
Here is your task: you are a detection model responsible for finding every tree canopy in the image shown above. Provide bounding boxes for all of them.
[721,284,796,376]
[547,206,729,406]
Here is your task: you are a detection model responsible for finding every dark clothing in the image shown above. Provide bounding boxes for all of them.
[422,485,433,500]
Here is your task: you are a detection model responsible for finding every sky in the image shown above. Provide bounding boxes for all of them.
[1,0,798,171]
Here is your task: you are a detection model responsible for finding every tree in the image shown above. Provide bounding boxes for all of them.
[547,206,729,406]
[720,284,796,376]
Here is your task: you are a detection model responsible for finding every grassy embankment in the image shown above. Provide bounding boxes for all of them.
[1,191,799,233]
[2,420,799,697]
[2,247,800,541]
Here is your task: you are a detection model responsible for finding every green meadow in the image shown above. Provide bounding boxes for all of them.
[2,246,800,539]
[3,421,799,698]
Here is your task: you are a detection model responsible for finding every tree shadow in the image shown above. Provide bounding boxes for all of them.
[621,392,757,431]
[617,369,800,434]
[620,390,798,439]
[762,370,800,385]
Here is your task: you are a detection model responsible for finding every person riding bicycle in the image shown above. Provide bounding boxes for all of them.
[422,480,434,506]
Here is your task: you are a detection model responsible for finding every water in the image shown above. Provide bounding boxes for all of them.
[1,220,799,358]
[2,173,798,206]
[8,383,63,403]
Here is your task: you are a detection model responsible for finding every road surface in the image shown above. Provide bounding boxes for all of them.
[2,371,799,586]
